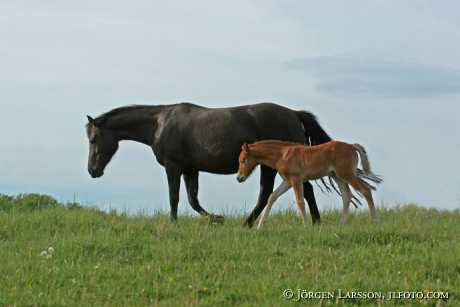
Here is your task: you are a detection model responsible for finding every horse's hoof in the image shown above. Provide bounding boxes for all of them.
[209,215,225,225]
[312,219,321,225]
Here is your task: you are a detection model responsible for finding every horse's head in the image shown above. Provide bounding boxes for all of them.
[236,143,258,183]
[86,115,119,178]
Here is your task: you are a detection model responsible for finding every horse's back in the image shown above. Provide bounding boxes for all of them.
[172,102,303,140]
[245,103,305,141]
[157,102,307,173]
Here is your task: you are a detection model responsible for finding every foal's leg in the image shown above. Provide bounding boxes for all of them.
[292,180,308,225]
[183,171,224,223]
[336,179,352,224]
[257,180,291,229]
[244,165,277,227]
[348,177,377,221]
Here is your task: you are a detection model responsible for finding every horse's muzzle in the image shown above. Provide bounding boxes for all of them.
[88,167,104,178]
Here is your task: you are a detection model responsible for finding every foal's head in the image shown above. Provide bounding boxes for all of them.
[86,116,119,178]
[236,143,259,183]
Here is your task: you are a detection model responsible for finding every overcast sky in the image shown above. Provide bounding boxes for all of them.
[1,1,459,215]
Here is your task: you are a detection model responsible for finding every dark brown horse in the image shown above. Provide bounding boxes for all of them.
[85,102,331,226]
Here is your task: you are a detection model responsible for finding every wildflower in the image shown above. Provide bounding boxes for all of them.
[39,246,55,259]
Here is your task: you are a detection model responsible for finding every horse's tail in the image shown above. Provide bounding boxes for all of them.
[352,143,371,174]
[296,111,331,145]
[357,169,383,185]
[297,111,337,195]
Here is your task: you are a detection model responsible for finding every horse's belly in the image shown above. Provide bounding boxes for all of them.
[181,148,239,174]
[195,160,238,174]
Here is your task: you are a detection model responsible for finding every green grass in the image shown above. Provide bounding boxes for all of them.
[0,194,459,306]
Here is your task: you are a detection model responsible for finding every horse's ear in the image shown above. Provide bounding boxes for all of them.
[87,115,96,125]
[242,143,250,153]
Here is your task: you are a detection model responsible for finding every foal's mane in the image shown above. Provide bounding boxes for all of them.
[251,139,301,148]
[248,140,302,158]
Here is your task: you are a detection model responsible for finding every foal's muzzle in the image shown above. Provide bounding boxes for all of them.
[236,174,246,183]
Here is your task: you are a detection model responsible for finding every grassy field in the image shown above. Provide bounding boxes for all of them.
[0,194,459,306]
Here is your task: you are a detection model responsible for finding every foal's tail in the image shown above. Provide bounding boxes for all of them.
[353,144,383,186]
[353,144,371,174]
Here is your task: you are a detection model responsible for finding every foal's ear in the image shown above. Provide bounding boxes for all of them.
[242,143,250,153]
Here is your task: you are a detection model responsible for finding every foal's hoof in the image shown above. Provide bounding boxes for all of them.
[209,215,225,225]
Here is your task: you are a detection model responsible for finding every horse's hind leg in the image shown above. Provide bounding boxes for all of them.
[183,171,224,223]
[348,177,377,221]
[292,180,308,225]
[336,178,352,224]
[257,180,291,229]
[303,181,321,224]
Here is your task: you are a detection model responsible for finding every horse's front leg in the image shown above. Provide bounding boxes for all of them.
[183,171,224,224]
[165,164,182,221]
[243,165,277,228]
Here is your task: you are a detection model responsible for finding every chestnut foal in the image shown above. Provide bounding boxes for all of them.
[236,140,381,228]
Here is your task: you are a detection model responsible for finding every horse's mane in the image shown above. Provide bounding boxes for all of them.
[87,104,168,129]
[94,105,151,125]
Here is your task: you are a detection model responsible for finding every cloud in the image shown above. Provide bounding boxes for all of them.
[286,56,460,98]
